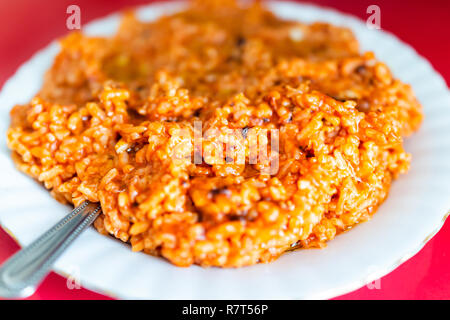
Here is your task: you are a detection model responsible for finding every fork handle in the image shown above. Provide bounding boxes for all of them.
[0,201,101,298]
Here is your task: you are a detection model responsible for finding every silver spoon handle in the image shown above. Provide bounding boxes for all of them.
[0,201,101,298]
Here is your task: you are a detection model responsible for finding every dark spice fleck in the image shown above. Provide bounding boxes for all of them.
[210,187,231,198]
[286,114,293,123]
[330,95,346,102]
[193,108,202,117]
[306,150,315,158]
[236,36,246,46]
[241,126,249,138]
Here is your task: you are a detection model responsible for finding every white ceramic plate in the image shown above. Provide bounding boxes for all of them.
[0,1,449,299]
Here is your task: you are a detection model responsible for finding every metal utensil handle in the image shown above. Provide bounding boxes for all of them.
[0,201,101,298]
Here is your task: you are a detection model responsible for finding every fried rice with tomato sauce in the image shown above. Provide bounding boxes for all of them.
[6,0,422,267]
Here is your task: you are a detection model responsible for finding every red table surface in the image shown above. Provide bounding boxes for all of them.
[0,0,448,300]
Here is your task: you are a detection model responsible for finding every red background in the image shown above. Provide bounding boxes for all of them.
[0,0,448,300]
